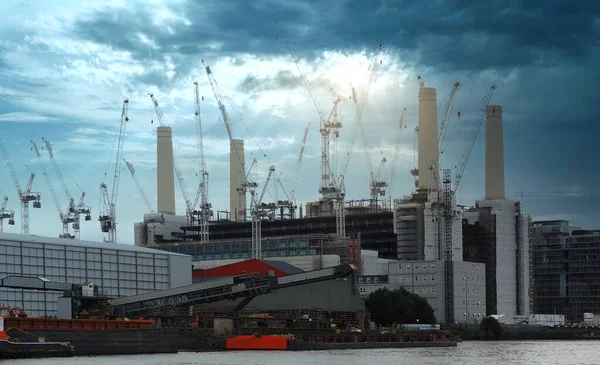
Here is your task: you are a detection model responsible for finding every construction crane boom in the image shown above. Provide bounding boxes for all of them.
[124,159,154,213]
[0,136,41,234]
[453,86,497,193]
[438,82,461,150]
[149,94,193,218]
[31,140,74,238]
[98,99,129,243]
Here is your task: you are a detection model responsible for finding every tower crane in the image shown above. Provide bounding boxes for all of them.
[202,59,256,221]
[453,86,497,193]
[98,98,129,243]
[389,107,407,196]
[0,136,41,234]
[149,94,194,221]
[350,86,389,205]
[250,165,275,259]
[124,159,154,213]
[371,157,388,202]
[319,97,343,201]
[285,125,309,215]
[30,140,75,238]
[0,194,16,232]
[42,137,91,239]
[191,81,212,242]
[275,20,350,233]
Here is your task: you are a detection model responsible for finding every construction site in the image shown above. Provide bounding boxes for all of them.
[0,38,537,326]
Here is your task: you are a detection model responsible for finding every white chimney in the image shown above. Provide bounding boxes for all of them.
[230,139,246,221]
[418,87,439,191]
[485,105,505,200]
[157,126,176,214]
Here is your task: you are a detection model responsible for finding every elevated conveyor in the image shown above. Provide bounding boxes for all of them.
[111,264,354,315]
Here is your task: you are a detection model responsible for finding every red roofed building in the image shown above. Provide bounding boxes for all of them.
[192,259,303,281]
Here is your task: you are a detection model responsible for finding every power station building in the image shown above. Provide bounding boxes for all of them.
[135,81,531,324]
[0,232,191,317]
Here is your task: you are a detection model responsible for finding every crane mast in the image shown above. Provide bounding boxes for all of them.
[42,137,91,239]
[192,81,211,242]
[149,94,194,220]
[0,136,41,234]
[319,97,343,200]
[251,165,275,259]
[124,159,154,213]
[98,98,129,243]
[0,194,16,232]
[31,140,75,238]
[453,86,497,193]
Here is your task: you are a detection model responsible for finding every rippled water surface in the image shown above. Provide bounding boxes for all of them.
[15,341,600,365]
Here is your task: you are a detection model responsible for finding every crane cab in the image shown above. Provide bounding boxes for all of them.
[8,219,15,225]
[32,201,41,208]
[85,214,92,221]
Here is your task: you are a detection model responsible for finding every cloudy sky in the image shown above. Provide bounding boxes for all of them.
[0,0,598,243]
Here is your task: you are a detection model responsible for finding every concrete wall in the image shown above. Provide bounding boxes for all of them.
[230,139,246,221]
[417,87,439,190]
[485,105,505,200]
[478,199,518,316]
[157,126,176,215]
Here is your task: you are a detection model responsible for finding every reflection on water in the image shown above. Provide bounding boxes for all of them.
[10,341,600,365]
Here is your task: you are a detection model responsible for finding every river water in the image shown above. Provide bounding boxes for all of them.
[12,341,600,365]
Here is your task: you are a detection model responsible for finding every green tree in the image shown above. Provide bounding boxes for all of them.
[365,288,436,326]
[480,316,503,340]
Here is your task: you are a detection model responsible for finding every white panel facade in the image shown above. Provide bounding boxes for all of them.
[423,204,439,261]
[360,250,397,275]
[0,232,191,317]
[479,199,518,316]
[386,260,485,324]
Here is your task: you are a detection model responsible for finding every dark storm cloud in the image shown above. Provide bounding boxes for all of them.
[237,70,304,93]
[71,0,600,74]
